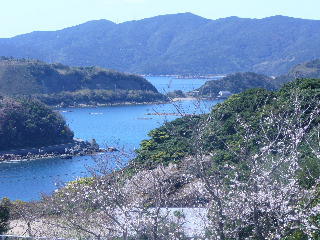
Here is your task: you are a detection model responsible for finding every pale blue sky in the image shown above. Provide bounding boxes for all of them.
[1,0,319,38]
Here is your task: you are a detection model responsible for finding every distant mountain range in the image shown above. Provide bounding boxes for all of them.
[0,13,320,75]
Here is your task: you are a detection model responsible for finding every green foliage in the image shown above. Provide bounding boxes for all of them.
[134,78,320,186]
[288,59,320,79]
[279,78,320,100]
[0,97,74,150]
[0,198,10,234]
[282,230,315,240]
[194,59,320,96]
[33,89,168,107]
[134,116,201,169]
[134,78,320,238]
[67,177,95,188]
[274,59,320,88]
[0,58,168,106]
[203,88,275,163]
[0,58,159,96]
[133,77,320,238]
[195,72,276,98]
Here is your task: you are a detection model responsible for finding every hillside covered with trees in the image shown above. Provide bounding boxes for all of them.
[136,78,320,170]
[7,78,319,239]
[0,96,74,151]
[5,79,320,240]
[0,13,320,75]
[130,78,320,238]
[193,72,276,98]
[288,59,320,79]
[193,59,320,98]
[0,57,167,106]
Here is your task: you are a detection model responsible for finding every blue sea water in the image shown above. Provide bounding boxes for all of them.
[0,76,222,201]
[147,76,210,93]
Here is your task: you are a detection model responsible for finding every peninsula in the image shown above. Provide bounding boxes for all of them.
[0,57,168,107]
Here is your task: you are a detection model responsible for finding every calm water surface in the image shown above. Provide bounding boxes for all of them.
[0,76,222,201]
[147,76,211,93]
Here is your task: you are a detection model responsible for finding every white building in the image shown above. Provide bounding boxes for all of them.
[218,90,232,98]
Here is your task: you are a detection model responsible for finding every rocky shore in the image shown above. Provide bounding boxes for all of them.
[53,100,169,109]
[0,139,102,162]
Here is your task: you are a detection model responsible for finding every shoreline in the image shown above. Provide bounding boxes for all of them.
[0,151,104,164]
[53,97,220,109]
[142,74,226,79]
[172,97,197,101]
[0,97,222,163]
[52,100,170,109]
[0,140,102,163]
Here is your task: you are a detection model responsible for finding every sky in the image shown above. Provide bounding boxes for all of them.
[0,0,319,38]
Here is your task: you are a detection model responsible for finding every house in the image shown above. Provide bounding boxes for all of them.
[218,91,232,98]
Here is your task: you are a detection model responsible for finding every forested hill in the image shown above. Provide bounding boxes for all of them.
[287,59,320,79]
[194,72,275,97]
[0,96,74,151]
[0,13,320,75]
[130,78,320,238]
[271,59,320,88]
[193,59,320,98]
[0,57,158,95]
[135,78,320,172]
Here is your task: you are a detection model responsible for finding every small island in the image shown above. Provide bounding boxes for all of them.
[0,96,99,161]
[190,72,276,99]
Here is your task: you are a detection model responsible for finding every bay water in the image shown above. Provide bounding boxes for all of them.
[0,76,222,201]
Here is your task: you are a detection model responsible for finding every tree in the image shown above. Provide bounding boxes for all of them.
[0,198,11,234]
[0,97,74,151]
[189,91,320,239]
[13,152,188,239]
[8,79,320,239]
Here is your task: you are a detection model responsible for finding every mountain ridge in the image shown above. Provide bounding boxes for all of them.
[1,13,320,75]
[5,13,319,38]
